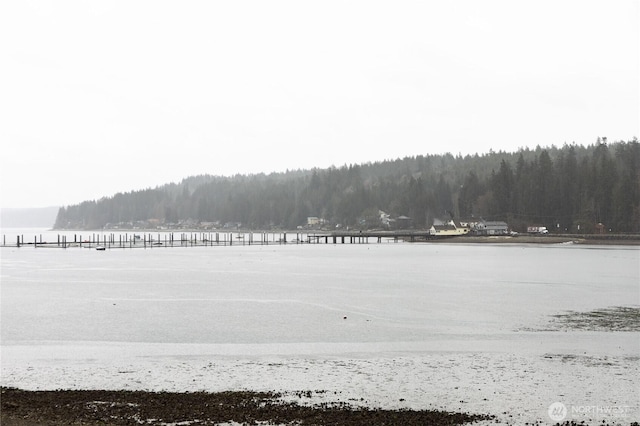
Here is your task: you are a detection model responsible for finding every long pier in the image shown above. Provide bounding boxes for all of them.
[1,230,434,249]
[307,230,433,244]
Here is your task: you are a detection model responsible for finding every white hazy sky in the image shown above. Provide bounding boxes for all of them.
[1,1,638,208]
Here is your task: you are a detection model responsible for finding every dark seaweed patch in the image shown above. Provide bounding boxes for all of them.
[1,387,493,425]
[548,306,640,332]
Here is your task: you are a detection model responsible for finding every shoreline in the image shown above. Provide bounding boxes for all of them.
[4,228,639,248]
[421,235,640,245]
[2,387,637,426]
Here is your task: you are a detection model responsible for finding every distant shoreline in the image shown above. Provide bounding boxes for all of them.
[3,227,639,247]
[422,235,640,245]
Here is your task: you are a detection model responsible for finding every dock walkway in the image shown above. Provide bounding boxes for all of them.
[1,230,434,249]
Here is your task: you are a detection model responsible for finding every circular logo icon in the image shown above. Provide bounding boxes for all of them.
[548,402,567,422]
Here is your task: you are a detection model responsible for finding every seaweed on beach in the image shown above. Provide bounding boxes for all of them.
[1,387,493,425]
[548,306,640,332]
[517,306,640,333]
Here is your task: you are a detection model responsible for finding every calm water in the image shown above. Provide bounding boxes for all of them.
[2,238,638,345]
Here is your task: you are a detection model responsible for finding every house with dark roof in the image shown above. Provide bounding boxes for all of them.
[474,220,509,235]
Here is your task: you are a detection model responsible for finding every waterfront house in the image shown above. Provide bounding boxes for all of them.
[474,220,509,235]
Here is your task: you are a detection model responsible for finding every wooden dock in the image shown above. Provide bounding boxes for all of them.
[307,230,433,244]
[1,230,435,250]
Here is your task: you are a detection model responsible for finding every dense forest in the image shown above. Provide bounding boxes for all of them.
[54,139,640,233]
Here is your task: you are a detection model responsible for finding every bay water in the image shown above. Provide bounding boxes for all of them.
[1,231,638,424]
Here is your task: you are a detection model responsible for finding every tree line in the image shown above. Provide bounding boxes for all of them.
[54,139,640,233]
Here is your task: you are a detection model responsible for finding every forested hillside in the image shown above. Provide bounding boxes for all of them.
[54,139,640,233]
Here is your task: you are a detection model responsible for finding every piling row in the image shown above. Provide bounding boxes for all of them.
[2,231,422,249]
[3,232,298,249]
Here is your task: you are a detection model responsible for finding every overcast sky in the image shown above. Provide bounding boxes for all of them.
[1,1,638,208]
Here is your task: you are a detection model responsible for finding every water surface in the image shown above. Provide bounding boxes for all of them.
[1,240,638,424]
